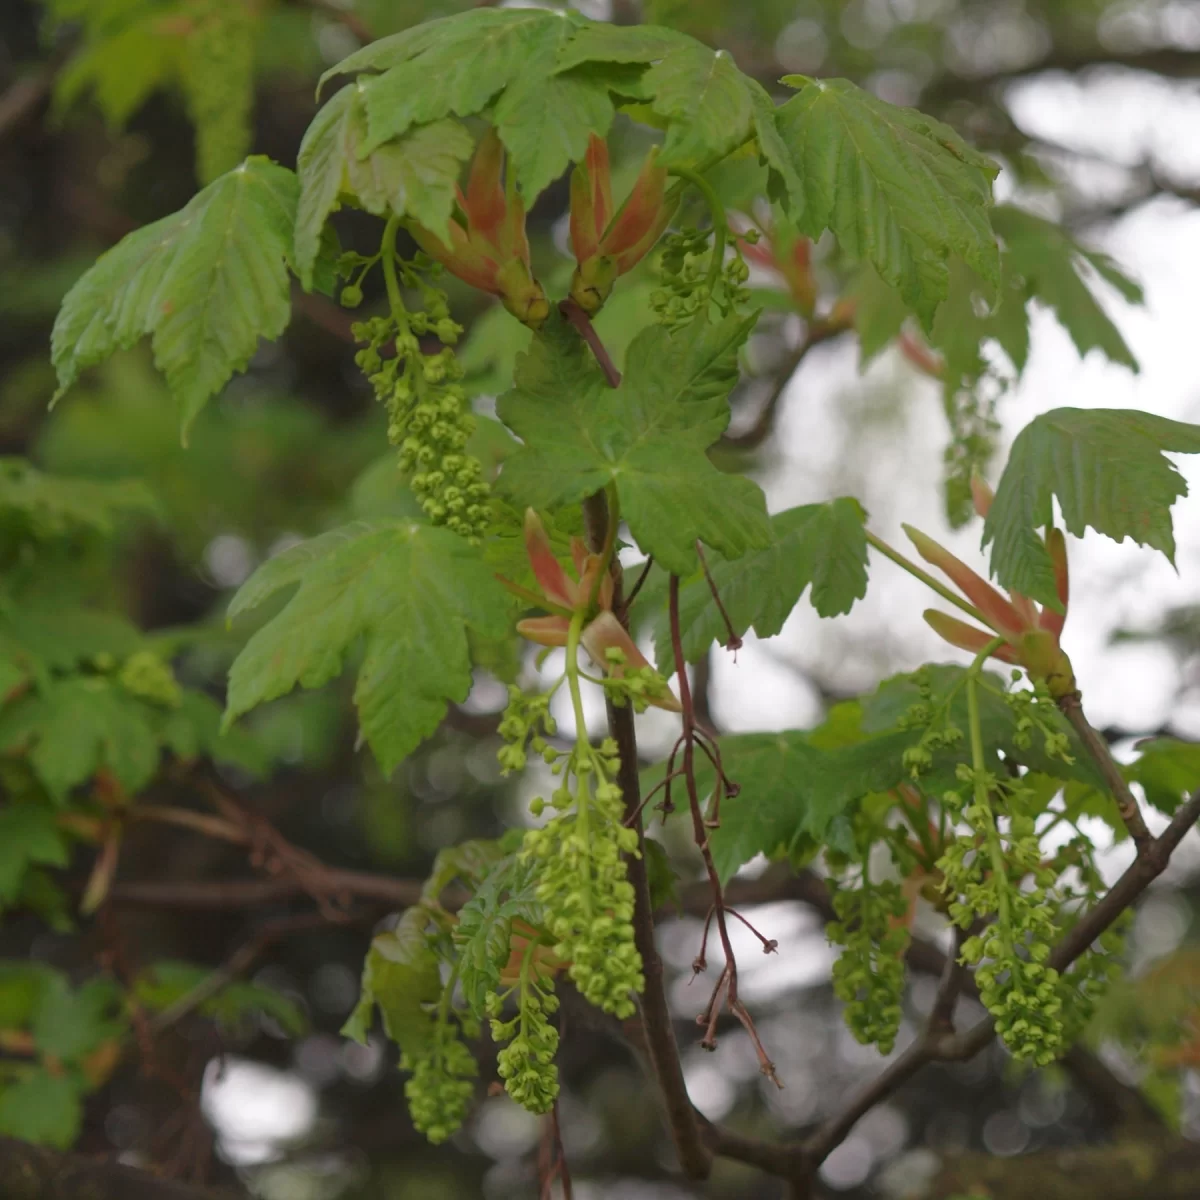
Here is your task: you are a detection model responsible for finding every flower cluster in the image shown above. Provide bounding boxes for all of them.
[117,650,182,709]
[650,227,751,328]
[487,954,561,1114]
[827,873,910,1054]
[351,271,490,542]
[942,761,1066,1065]
[402,1010,479,1144]
[521,737,644,1017]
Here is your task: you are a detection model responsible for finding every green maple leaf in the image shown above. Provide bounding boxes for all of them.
[0,678,161,801]
[689,726,914,882]
[991,204,1141,371]
[342,907,441,1049]
[0,805,68,905]
[224,520,512,774]
[555,21,762,170]
[0,1069,83,1149]
[454,854,542,1018]
[647,499,870,677]
[984,409,1200,607]
[343,8,614,200]
[861,666,1105,789]
[497,313,771,576]
[0,459,156,541]
[295,81,473,287]
[32,975,123,1063]
[642,43,753,167]
[51,157,299,441]
[1125,738,1200,816]
[776,77,999,325]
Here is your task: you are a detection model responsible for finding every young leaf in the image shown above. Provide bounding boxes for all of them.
[224,520,512,774]
[295,81,473,287]
[690,727,916,883]
[32,975,123,1063]
[648,499,870,677]
[0,678,162,801]
[991,204,1141,371]
[497,313,771,575]
[775,77,999,325]
[455,854,542,1017]
[51,158,299,441]
[0,459,157,540]
[342,908,440,1049]
[1125,738,1200,816]
[352,8,614,199]
[642,43,753,167]
[984,409,1200,607]
[553,22,694,71]
[0,804,69,905]
[0,1069,83,1149]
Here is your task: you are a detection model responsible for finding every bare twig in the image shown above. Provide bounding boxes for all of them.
[722,319,851,450]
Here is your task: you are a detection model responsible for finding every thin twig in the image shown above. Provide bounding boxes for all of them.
[1059,692,1153,856]
[696,542,742,654]
[722,320,851,450]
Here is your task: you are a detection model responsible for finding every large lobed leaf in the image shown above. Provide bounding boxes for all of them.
[51,157,299,441]
[672,666,1106,881]
[497,313,771,576]
[991,204,1141,372]
[775,76,999,325]
[0,458,156,541]
[224,520,512,774]
[295,81,473,287]
[984,409,1200,607]
[342,908,441,1049]
[343,8,615,200]
[646,498,870,678]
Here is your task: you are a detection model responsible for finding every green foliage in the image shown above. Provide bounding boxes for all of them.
[454,853,541,1017]
[498,312,771,575]
[984,409,1200,607]
[48,0,262,184]
[991,205,1142,371]
[342,908,442,1048]
[135,961,307,1036]
[332,8,615,201]
[775,76,1000,324]
[647,498,870,677]
[224,519,512,773]
[51,157,299,441]
[295,82,473,287]
[0,805,68,905]
[0,458,156,543]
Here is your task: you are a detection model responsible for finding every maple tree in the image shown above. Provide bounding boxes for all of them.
[6,2,1200,1198]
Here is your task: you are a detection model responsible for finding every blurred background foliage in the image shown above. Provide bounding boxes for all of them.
[2,1,1200,1198]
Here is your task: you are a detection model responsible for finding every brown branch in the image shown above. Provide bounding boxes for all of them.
[0,1134,243,1200]
[1059,692,1153,856]
[721,320,851,450]
[807,786,1200,1165]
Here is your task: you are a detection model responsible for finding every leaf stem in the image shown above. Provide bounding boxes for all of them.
[865,530,986,623]
[669,166,727,300]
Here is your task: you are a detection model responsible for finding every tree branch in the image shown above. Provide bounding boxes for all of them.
[1059,692,1153,855]
[0,1135,242,1200]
